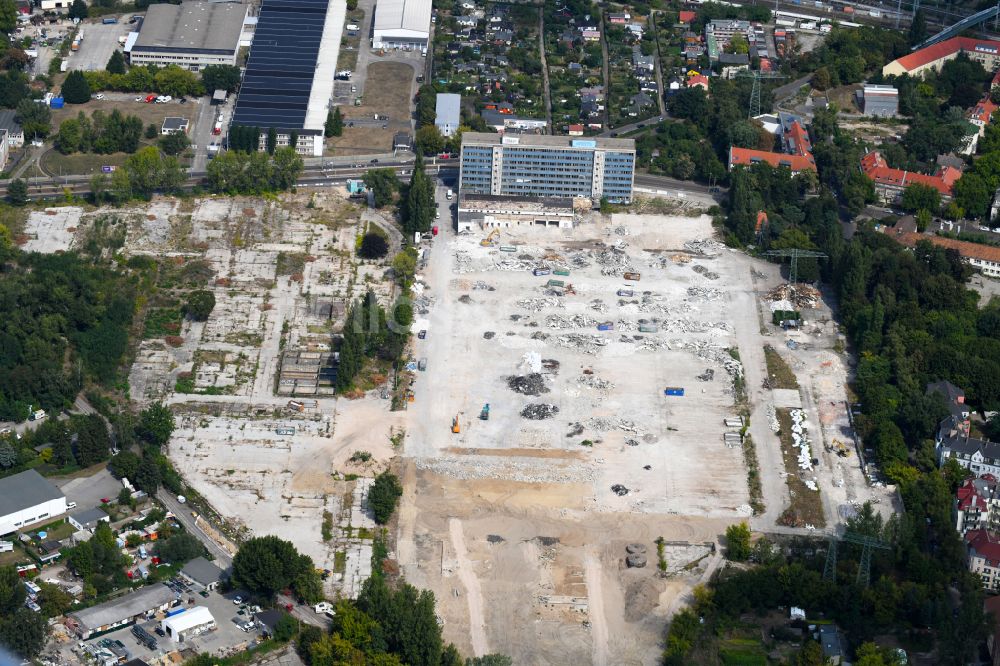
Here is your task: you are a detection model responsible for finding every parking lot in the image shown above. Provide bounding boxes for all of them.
[69,17,133,71]
[63,583,261,664]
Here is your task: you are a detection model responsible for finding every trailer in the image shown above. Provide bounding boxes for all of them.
[532,267,551,276]
[623,271,641,281]
[664,387,685,396]
[553,269,570,276]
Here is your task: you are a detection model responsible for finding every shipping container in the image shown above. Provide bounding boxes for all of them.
[597,322,614,331]
[617,289,633,297]
[553,269,570,276]
[532,268,550,276]
[49,97,63,109]
[102,17,118,24]
[623,272,641,281]
[664,387,685,396]
[546,279,565,288]
[638,324,658,333]
[500,245,517,252]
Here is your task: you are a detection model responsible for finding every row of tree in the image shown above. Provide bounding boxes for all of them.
[53,109,144,155]
[336,290,412,392]
[205,148,304,195]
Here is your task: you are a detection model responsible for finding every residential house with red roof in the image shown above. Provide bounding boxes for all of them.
[860,151,961,205]
[883,37,1000,77]
[963,96,1000,154]
[966,528,1000,591]
[728,115,816,174]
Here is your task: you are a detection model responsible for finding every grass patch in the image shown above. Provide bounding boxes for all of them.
[742,433,765,515]
[333,550,347,574]
[276,252,306,276]
[40,150,129,177]
[144,307,183,338]
[719,638,768,666]
[775,408,825,529]
[764,345,799,390]
[322,510,333,542]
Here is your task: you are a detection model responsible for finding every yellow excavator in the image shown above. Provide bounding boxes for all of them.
[480,229,500,247]
[451,415,461,433]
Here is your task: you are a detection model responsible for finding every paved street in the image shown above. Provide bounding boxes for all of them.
[157,491,235,568]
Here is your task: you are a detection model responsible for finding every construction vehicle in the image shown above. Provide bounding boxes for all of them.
[481,229,500,247]
[451,415,461,433]
[479,404,490,420]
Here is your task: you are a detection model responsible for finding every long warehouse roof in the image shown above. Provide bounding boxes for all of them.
[374,0,431,33]
[231,0,333,133]
[132,2,246,55]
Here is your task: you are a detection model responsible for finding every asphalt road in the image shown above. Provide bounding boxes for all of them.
[157,490,234,568]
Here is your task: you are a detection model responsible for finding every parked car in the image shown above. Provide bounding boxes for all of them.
[418,330,427,339]
[233,595,243,605]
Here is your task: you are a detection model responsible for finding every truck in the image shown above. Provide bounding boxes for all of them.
[30,409,46,421]
[212,121,222,135]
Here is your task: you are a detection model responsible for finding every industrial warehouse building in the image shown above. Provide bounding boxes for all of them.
[372,0,431,50]
[161,606,216,642]
[0,469,67,536]
[230,0,343,156]
[457,194,576,231]
[67,584,177,639]
[459,133,636,203]
[126,1,250,70]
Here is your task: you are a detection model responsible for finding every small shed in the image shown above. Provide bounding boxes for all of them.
[212,89,228,104]
[161,117,189,135]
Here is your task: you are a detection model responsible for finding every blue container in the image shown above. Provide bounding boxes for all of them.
[165,607,186,617]
[50,97,64,109]
[597,322,614,331]
[664,387,685,396]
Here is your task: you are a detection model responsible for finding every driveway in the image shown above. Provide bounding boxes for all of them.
[53,467,121,510]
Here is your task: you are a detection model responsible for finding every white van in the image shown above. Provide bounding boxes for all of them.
[446,189,453,200]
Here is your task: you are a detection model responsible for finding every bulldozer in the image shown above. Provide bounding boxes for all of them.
[451,415,461,433]
[479,404,490,420]
[480,229,500,247]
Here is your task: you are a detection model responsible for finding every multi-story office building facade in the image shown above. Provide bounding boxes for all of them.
[459,133,635,203]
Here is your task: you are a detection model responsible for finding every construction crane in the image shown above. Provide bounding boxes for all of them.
[763,248,827,284]
[737,70,786,119]
[480,229,500,247]
[823,530,891,587]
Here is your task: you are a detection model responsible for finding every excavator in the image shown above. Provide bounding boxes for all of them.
[479,404,490,420]
[451,415,461,433]
[480,228,500,247]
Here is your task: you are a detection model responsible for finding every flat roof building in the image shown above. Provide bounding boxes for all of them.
[68,508,110,532]
[0,469,66,537]
[372,0,431,49]
[457,193,576,232]
[859,84,898,118]
[459,133,636,203]
[179,557,226,591]
[161,606,216,641]
[67,584,177,639]
[231,0,344,156]
[435,93,461,137]
[161,117,189,135]
[128,2,249,70]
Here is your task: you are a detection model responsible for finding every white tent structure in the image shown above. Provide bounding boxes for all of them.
[372,0,431,49]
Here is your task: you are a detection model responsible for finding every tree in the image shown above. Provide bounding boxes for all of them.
[359,231,389,259]
[415,124,445,156]
[0,607,47,658]
[144,123,157,140]
[154,533,204,563]
[909,8,927,45]
[68,0,88,20]
[901,182,941,214]
[266,126,277,155]
[368,471,403,524]
[153,65,202,98]
[134,453,161,493]
[138,402,174,447]
[36,582,72,619]
[62,70,91,104]
[123,146,183,196]
[357,575,443,666]
[73,413,110,467]
[16,98,51,139]
[812,66,832,91]
[466,657,513,666]
[271,147,304,190]
[200,65,241,93]
[232,535,314,598]
[158,131,190,156]
[183,290,216,321]
[0,566,25,615]
[6,178,27,206]
[391,248,417,286]
[725,522,751,561]
[273,613,299,641]
[326,107,343,138]
[106,50,126,75]
[293,569,323,605]
[669,87,708,123]
[0,442,14,468]
[0,0,17,33]
[363,168,399,208]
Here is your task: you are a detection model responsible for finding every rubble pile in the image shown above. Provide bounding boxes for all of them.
[765,284,821,309]
[671,340,744,378]
[458,295,473,304]
[637,337,672,351]
[483,331,496,340]
[493,258,537,272]
[590,299,608,313]
[691,264,720,280]
[541,359,560,371]
[790,408,814,472]
[472,281,495,291]
[507,373,549,396]
[613,225,630,236]
[576,374,614,391]
[660,317,731,334]
[517,297,564,312]
[565,422,585,437]
[684,238,726,256]
[453,251,475,273]
[767,404,779,432]
[586,417,616,431]
[552,334,607,354]
[412,295,434,315]
[697,368,715,382]
[546,314,598,329]
[686,286,724,302]
[521,403,560,420]
[611,484,630,496]
[568,251,592,268]
[616,319,639,332]
[595,245,636,276]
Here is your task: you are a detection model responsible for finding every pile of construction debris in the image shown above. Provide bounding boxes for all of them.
[521,403,559,420]
[552,334,607,354]
[686,286,723,302]
[671,339,744,379]
[546,314,598,329]
[577,374,614,391]
[518,297,564,312]
[684,238,726,257]
[765,284,821,309]
[790,408,814,473]
[611,484,630,496]
[595,245,636,276]
[691,264,720,280]
[590,299,608,313]
[415,457,595,483]
[507,373,549,396]
[472,281,495,291]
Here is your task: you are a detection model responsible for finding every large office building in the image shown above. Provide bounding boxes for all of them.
[0,469,67,536]
[127,1,249,70]
[230,0,343,156]
[459,133,635,203]
[372,0,431,49]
